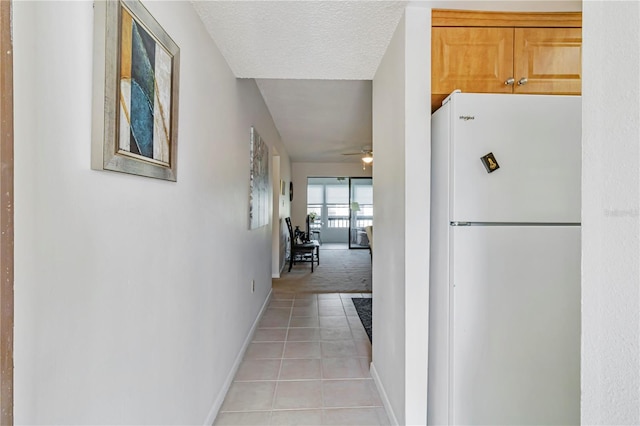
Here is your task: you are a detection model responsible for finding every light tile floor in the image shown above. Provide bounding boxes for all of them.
[215,292,389,426]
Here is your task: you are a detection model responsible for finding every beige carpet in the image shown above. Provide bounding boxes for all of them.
[273,248,372,293]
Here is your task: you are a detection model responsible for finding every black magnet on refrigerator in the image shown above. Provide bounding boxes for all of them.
[481,152,500,173]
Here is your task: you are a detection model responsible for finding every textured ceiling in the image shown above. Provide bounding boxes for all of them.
[256,79,372,162]
[191,1,408,80]
[191,1,408,163]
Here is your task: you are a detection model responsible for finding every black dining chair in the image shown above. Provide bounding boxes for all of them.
[285,217,320,272]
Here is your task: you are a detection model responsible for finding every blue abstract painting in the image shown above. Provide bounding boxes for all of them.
[119,6,172,165]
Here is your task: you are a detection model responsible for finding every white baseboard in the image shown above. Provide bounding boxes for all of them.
[370,361,399,426]
[203,290,272,425]
[273,260,287,278]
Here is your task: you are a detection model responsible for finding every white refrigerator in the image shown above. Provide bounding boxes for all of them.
[428,92,581,426]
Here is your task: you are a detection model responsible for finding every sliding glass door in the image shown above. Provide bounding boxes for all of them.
[306,177,372,248]
[349,178,373,249]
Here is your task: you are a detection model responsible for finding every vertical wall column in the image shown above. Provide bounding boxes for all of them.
[0,1,13,423]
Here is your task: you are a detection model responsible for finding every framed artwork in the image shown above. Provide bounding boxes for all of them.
[92,0,180,181]
[280,179,286,196]
[249,127,270,229]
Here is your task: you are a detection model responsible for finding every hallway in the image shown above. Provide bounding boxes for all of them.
[214,292,388,425]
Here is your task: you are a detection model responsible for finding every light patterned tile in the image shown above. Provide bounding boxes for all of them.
[321,340,358,358]
[260,315,291,328]
[279,358,322,380]
[319,316,349,328]
[339,293,358,299]
[290,316,320,328]
[350,327,370,342]
[271,292,295,301]
[321,357,370,379]
[343,306,358,316]
[215,411,271,426]
[318,306,346,317]
[322,407,385,425]
[376,407,391,425]
[320,327,352,341]
[235,359,281,381]
[221,282,381,419]
[253,328,288,342]
[270,409,323,426]
[293,299,316,308]
[273,380,323,409]
[220,381,276,411]
[322,379,381,408]
[269,300,294,309]
[317,300,344,308]
[264,308,292,319]
[292,307,318,317]
[245,342,285,359]
[368,380,383,406]
[347,316,364,328]
[283,341,321,359]
[354,339,372,357]
[287,327,320,342]
[317,293,341,300]
[294,294,318,302]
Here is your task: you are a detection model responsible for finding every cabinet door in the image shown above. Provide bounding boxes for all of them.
[514,28,582,94]
[432,27,514,95]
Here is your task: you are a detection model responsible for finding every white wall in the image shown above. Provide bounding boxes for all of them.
[582,2,640,424]
[403,8,432,426]
[290,162,371,228]
[13,1,289,423]
[372,7,431,425]
[371,13,407,426]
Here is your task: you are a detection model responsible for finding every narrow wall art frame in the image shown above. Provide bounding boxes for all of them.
[92,0,180,181]
[249,127,270,229]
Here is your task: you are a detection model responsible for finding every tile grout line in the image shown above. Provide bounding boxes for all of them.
[318,292,327,422]
[270,299,293,417]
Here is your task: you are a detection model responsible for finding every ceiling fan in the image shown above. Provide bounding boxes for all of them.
[342,147,373,165]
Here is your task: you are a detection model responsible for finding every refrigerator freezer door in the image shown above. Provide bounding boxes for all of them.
[449,94,581,223]
[450,225,580,425]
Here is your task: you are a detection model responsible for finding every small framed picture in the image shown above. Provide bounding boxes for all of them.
[92,0,180,181]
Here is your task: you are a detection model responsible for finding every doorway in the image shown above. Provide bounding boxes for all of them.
[306,177,372,249]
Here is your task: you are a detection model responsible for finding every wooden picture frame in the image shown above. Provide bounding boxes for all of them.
[92,0,180,181]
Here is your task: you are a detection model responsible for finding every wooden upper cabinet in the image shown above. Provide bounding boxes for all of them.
[432,27,514,95]
[431,10,582,112]
[513,28,582,94]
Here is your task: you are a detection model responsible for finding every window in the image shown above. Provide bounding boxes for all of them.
[306,177,372,245]
[325,185,349,228]
[352,185,373,227]
[306,185,324,228]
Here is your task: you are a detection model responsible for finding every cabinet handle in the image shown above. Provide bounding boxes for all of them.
[518,78,528,86]
[504,77,515,86]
